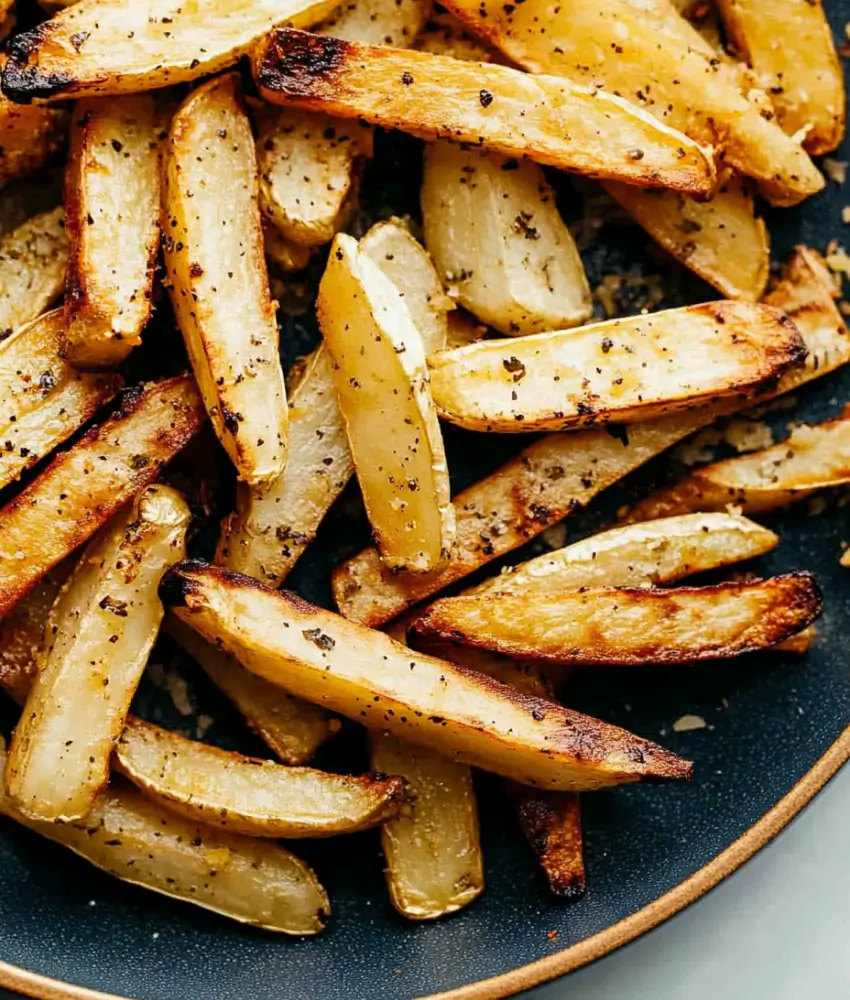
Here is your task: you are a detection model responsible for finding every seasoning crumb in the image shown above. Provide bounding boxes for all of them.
[152,932,160,940]
[672,714,707,733]
[842,207,850,225]
[540,522,567,551]
[823,158,848,184]
[547,929,559,941]
[724,418,774,453]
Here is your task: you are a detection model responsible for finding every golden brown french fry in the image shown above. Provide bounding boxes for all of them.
[0,750,330,935]
[1,0,340,103]
[0,374,205,619]
[0,207,67,335]
[509,785,584,899]
[439,0,823,206]
[319,0,433,45]
[421,143,592,335]
[602,174,770,302]
[253,29,716,195]
[63,94,162,369]
[317,232,454,573]
[0,83,67,189]
[7,486,191,822]
[163,561,692,790]
[717,0,844,155]
[427,302,804,432]
[775,625,815,655]
[163,74,288,488]
[409,573,822,665]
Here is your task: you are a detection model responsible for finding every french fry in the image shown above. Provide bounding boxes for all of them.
[319,0,433,46]
[0,83,67,189]
[0,750,330,935]
[163,74,288,487]
[7,486,191,822]
[63,94,162,369]
[415,10,496,61]
[0,207,67,335]
[717,0,844,155]
[438,0,823,206]
[509,785,584,899]
[421,144,592,335]
[427,302,804,433]
[1,0,341,104]
[0,374,205,620]
[317,232,454,573]
[253,29,716,195]
[445,310,487,350]
[409,573,822,665]
[262,222,313,274]
[162,561,693,791]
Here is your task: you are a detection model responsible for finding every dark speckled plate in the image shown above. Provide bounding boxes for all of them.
[1,3,850,999]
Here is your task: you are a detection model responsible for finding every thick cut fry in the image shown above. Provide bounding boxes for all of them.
[0,374,205,619]
[7,486,190,822]
[116,718,404,838]
[370,732,483,919]
[163,75,288,487]
[317,233,454,573]
[421,144,591,336]
[410,573,822,665]
[428,302,804,432]
[163,561,692,790]
[602,175,770,302]
[253,29,716,195]
[509,786,584,898]
[439,0,822,206]
[64,94,162,369]
[166,618,337,765]
[0,754,329,935]
[0,87,67,189]
[717,0,844,156]
[318,0,433,45]
[0,207,67,335]
[1,0,340,104]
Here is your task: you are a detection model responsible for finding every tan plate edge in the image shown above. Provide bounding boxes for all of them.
[0,726,848,1000]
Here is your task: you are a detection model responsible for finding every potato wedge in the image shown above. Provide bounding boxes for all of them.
[445,310,487,350]
[0,374,205,619]
[318,0,433,46]
[63,94,162,369]
[410,573,822,665]
[317,233,454,573]
[7,486,190,822]
[1,0,341,104]
[775,625,815,655]
[421,144,592,336]
[602,174,770,302]
[415,11,496,61]
[0,207,67,335]
[369,731,483,919]
[166,617,337,765]
[439,0,822,206]
[163,74,288,487]
[253,29,716,195]
[0,84,67,189]
[509,786,584,899]
[0,753,330,935]
[717,0,844,155]
[427,301,805,433]
[262,223,313,274]
[163,561,692,790]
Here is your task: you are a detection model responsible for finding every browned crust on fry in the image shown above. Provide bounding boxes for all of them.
[254,29,348,100]
[2,27,75,103]
[510,786,585,899]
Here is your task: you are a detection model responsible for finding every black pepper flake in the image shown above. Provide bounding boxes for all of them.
[303,628,335,651]
[479,89,494,108]
[99,596,128,617]
[502,356,527,382]
[401,71,414,85]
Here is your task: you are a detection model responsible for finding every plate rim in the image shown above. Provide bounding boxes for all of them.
[0,726,847,1000]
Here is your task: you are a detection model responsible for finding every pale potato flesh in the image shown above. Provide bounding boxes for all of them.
[427,301,804,432]
[317,233,454,573]
[0,752,330,935]
[0,207,67,335]
[253,29,716,195]
[421,144,591,336]
[318,0,433,45]
[64,94,162,369]
[7,486,190,822]
[165,562,693,790]
[163,74,288,487]
[0,82,67,189]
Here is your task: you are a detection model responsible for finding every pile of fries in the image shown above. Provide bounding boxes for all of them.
[0,0,844,932]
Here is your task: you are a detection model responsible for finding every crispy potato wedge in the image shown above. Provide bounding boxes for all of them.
[0,753,329,935]
[253,29,716,195]
[0,374,205,619]
[775,625,815,655]
[317,233,454,573]
[509,786,584,899]
[602,174,770,302]
[421,144,591,336]
[369,731,483,919]
[318,0,433,45]
[427,301,805,432]
[439,0,822,206]
[717,0,844,155]
[163,74,288,488]
[7,486,190,822]
[0,206,67,335]
[116,717,404,838]
[166,618,337,765]
[1,0,341,104]
[413,638,554,701]
[410,573,822,665]
[163,561,692,790]
[63,94,162,369]
[262,222,313,274]
[445,310,487,350]
[0,84,67,189]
